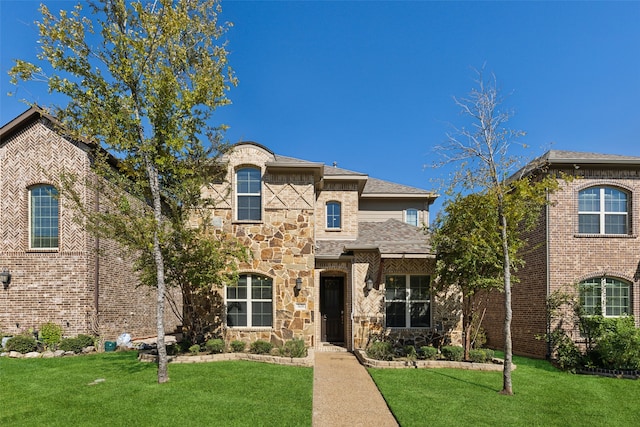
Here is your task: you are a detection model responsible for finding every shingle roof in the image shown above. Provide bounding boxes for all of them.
[543,150,640,163]
[316,219,433,258]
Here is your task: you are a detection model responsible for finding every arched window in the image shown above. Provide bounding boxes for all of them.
[29,184,59,249]
[579,277,630,316]
[405,208,419,226]
[578,187,628,235]
[226,274,273,327]
[236,167,261,221]
[326,201,341,229]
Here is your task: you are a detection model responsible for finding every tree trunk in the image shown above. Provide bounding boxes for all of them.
[144,153,169,384]
[463,295,472,360]
[498,204,513,395]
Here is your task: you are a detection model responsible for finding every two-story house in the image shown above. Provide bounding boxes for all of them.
[0,107,181,341]
[204,142,461,351]
[480,150,640,358]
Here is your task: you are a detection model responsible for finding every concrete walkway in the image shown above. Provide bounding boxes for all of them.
[312,351,399,427]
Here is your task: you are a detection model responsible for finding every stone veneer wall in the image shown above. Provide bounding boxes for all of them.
[204,144,317,348]
[351,255,462,349]
[0,118,179,341]
[315,182,359,239]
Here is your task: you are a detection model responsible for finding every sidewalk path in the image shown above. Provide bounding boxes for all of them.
[312,351,399,427]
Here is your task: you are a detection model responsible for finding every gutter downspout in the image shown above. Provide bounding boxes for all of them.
[545,190,551,359]
[93,176,100,333]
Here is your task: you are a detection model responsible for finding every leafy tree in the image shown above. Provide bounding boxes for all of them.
[435,70,558,395]
[10,0,238,383]
[431,192,503,361]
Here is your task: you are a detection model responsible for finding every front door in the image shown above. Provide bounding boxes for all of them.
[321,276,344,343]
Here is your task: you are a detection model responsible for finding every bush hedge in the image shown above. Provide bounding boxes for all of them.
[366,341,393,361]
[205,338,225,354]
[441,345,464,361]
[6,335,38,353]
[250,340,273,355]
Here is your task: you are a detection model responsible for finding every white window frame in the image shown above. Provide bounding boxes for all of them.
[28,184,59,250]
[579,277,631,317]
[236,167,262,222]
[384,274,431,328]
[326,201,341,230]
[578,187,628,235]
[405,208,419,226]
[226,274,273,328]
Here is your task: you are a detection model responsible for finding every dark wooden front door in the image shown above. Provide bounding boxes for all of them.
[321,276,344,343]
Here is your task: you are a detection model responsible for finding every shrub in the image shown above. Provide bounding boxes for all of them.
[441,345,464,361]
[6,335,38,353]
[59,337,85,353]
[278,339,307,358]
[402,345,417,360]
[230,340,246,352]
[366,341,393,361]
[250,340,273,355]
[76,334,95,348]
[205,338,225,354]
[419,346,438,360]
[592,316,640,370]
[39,322,63,349]
[189,344,201,355]
[468,348,495,363]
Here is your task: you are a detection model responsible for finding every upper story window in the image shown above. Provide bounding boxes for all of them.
[29,184,59,250]
[326,201,341,229]
[405,208,419,226]
[226,274,273,328]
[580,277,630,317]
[236,167,261,221]
[385,275,431,328]
[578,187,628,235]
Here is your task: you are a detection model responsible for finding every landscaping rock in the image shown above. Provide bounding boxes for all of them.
[82,346,96,354]
[9,351,22,358]
[41,351,56,358]
[25,352,41,358]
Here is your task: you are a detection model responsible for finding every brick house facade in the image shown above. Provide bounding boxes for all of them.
[0,108,181,342]
[481,150,640,358]
[204,142,462,351]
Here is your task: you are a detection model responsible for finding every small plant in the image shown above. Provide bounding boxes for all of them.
[419,346,438,360]
[366,341,393,361]
[59,337,85,353]
[441,345,464,361]
[278,338,307,358]
[468,348,495,363]
[205,338,225,354]
[402,345,417,361]
[250,340,273,355]
[189,344,201,355]
[39,322,63,350]
[230,340,246,352]
[76,334,95,348]
[6,334,38,353]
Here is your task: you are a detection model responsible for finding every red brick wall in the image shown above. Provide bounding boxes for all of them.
[0,118,179,341]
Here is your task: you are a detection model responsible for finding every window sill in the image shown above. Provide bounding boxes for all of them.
[233,220,263,225]
[574,233,637,239]
[26,248,59,253]
[325,228,342,232]
[226,326,273,331]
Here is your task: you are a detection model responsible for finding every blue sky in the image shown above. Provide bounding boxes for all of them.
[1,1,639,217]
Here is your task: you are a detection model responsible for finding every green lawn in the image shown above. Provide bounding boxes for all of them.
[369,355,640,427]
[0,352,313,426]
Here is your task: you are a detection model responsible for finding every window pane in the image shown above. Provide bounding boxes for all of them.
[578,188,599,212]
[409,276,430,301]
[385,275,406,300]
[385,302,406,327]
[238,196,261,221]
[252,302,272,327]
[405,209,418,226]
[251,276,272,300]
[605,279,630,316]
[226,302,247,327]
[31,185,59,249]
[604,214,627,234]
[410,302,430,327]
[327,202,341,228]
[580,280,601,316]
[604,188,627,213]
[578,214,600,234]
[237,168,261,194]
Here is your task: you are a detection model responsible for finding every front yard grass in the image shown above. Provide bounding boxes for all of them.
[369,354,640,426]
[0,351,312,426]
